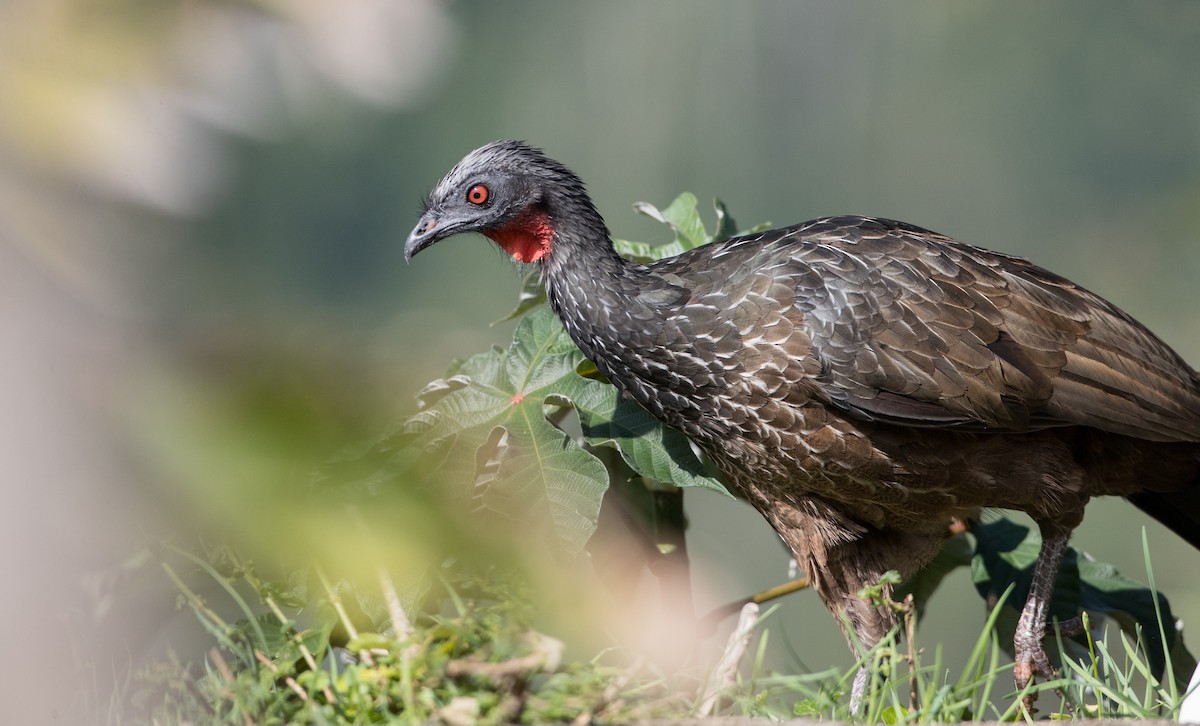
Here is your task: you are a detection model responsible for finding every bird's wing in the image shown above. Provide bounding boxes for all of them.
[706,217,1200,442]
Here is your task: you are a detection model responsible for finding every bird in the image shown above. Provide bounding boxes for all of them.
[405,140,1200,709]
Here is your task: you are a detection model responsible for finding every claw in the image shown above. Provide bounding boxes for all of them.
[1013,613,1088,715]
[1014,642,1059,715]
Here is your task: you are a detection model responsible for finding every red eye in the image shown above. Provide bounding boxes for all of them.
[467,184,489,205]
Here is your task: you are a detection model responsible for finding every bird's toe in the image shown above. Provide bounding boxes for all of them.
[1014,641,1059,715]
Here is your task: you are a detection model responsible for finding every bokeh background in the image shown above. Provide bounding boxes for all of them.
[4,1,1200,720]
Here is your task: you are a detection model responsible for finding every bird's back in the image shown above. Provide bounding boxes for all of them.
[645,215,1200,445]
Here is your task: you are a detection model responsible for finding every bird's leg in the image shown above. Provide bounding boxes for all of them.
[757,498,928,714]
[834,570,903,713]
[850,665,872,714]
[844,594,897,714]
[1013,524,1071,713]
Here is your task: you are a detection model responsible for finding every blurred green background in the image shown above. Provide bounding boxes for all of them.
[4,0,1200,720]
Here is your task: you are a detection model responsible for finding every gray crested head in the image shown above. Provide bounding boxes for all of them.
[405,140,609,264]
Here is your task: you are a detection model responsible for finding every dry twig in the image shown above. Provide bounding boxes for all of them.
[697,601,760,716]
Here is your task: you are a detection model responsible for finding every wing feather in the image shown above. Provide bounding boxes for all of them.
[759,217,1200,441]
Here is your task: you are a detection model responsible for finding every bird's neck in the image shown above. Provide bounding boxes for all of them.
[545,191,656,341]
[539,195,627,277]
[540,211,641,362]
[537,201,715,439]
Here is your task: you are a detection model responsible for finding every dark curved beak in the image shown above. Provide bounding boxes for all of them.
[404,211,443,263]
[405,207,484,263]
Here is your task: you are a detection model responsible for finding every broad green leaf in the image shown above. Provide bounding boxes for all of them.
[880,704,909,725]
[612,237,684,263]
[631,193,768,252]
[263,616,333,667]
[345,632,393,652]
[405,308,607,555]
[568,381,727,495]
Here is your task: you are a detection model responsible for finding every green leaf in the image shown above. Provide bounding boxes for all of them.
[712,198,738,243]
[630,193,771,253]
[569,379,728,495]
[612,197,715,262]
[969,518,1080,624]
[880,704,909,725]
[345,632,393,652]
[611,237,683,263]
[405,308,608,555]
[633,192,709,251]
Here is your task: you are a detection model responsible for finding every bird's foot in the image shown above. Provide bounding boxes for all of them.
[1015,601,1073,715]
[1013,639,1058,715]
[1014,618,1087,716]
[1011,613,1087,715]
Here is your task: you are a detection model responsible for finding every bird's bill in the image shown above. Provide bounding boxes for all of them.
[405,209,479,262]
[404,211,443,262]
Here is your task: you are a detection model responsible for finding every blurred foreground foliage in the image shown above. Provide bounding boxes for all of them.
[128,548,687,724]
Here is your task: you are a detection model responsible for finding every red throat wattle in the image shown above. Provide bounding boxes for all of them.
[486,207,554,263]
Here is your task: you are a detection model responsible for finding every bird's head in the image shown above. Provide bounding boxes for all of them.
[406,140,600,265]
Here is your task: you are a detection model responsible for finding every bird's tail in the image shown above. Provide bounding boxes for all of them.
[1128,479,1200,551]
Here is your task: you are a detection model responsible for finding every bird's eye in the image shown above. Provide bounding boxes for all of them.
[467,184,490,205]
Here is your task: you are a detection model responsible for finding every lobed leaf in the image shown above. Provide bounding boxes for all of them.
[404,308,607,555]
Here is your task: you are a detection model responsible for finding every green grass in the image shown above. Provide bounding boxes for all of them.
[716,572,1194,723]
[113,546,688,725]
[105,540,1193,724]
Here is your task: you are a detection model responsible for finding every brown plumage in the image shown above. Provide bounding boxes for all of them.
[406,141,1200,709]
